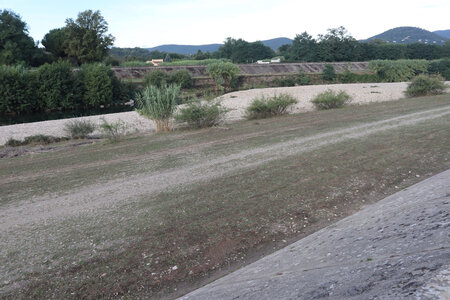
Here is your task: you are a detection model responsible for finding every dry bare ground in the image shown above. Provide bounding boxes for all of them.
[0,94,449,299]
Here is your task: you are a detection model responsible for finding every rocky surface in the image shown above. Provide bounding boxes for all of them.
[179,170,450,300]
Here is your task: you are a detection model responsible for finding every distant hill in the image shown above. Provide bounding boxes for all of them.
[366,27,447,45]
[147,37,293,55]
[433,30,450,39]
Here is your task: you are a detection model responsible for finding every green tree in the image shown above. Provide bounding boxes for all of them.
[316,27,360,62]
[217,38,274,63]
[0,10,39,66]
[64,10,115,64]
[290,32,317,61]
[206,62,240,91]
[80,63,113,107]
[42,28,67,59]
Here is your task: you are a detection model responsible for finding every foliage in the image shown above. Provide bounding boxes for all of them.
[5,135,68,147]
[296,70,310,85]
[339,69,381,83]
[121,60,152,67]
[175,100,228,128]
[216,38,275,63]
[246,94,297,119]
[64,119,96,139]
[0,10,45,66]
[206,62,240,91]
[311,90,351,110]
[135,84,180,132]
[99,118,127,142]
[322,64,336,81]
[428,58,450,80]
[64,10,115,64]
[405,75,447,97]
[368,59,429,82]
[159,59,227,66]
[0,65,39,114]
[275,77,296,87]
[170,69,193,88]
[42,28,67,59]
[37,60,82,109]
[79,63,113,107]
[144,70,170,87]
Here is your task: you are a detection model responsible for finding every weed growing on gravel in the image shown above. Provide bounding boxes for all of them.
[311,90,351,110]
[175,100,228,128]
[5,135,68,147]
[100,118,127,142]
[405,75,447,97]
[246,94,298,119]
[64,120,96,139]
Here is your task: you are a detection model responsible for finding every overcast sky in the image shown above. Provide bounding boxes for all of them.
[1,0,449,48]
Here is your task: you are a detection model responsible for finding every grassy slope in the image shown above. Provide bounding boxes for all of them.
[0,95,449,299]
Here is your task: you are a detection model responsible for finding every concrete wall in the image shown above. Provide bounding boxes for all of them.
[112,62,370,79]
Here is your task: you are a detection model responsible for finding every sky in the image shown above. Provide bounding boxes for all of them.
[1,0,449,48]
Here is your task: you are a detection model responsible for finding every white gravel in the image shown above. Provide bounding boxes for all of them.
[0,82,446,145]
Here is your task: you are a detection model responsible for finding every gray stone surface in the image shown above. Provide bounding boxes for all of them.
[180,170,450,299]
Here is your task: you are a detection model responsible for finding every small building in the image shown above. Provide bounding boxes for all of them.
[151,59,164,66]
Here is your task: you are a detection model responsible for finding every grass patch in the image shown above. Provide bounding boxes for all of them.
[64,119,96,139]
[311,90,351,110]
[175,100,228,128]
[5,135,69,147]
[246,94,297,119]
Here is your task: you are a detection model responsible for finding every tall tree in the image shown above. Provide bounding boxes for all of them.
[316,26,360,62]
[42,28,67,59]
[64,10,114,64]
[0,10,39,65]
[290,32,317,62]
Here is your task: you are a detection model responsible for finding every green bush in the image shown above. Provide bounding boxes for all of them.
[296,70,310,85]
[275,77,296,87]
[99,118,127,142]
[79,63,114,107]
[311,90,351,110]
[322,64,336,82]
[144,70,170,87]
[0,65,39,114]
[405,75,447,97]
[135,84,180,132]
[206,62,240,91]
[64,119,96,139]
[175,100,228,128]
[170,69,193,89]
[369,59,429,82]
[38,60,82,110]
[246,94,297,119]
[428,58,450,80]
[339,70,381,83]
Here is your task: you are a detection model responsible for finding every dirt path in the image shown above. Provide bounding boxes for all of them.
[2,105,449,230]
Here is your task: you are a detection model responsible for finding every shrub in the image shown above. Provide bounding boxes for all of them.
[311,90,351,110]
[79,63,114,108]
[37,60,82,110]
[296,70,310,85]
[170,69,193,89]
[246,94,297,119]
[0,65,39,114]
[275,77,296,87]
[206,62,240,91]
[64,119,96,139]
[428,58,450,80]
[6,135,68,147]
[369,59,429,82]
[405,75,447,97]
[175,100,228,128]
[99,118,127,142]
[144,70,170,87]
[135,84,180,132]
[322,64,336,82]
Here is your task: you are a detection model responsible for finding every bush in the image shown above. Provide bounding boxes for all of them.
[311,90,351,110]
[175,100,228,128]
[5,135,68,147]
[246,94,297,119]
[369,59,429,82]
[144,70,170,87]
[339,70,381,83]
[405,75,447,97]
[135,84,180,132]
[0,65,39,114]
[428,58,450,80]
[296,70,310,85]
[99,118,127,142]
[37,60,82,110]
[206,62,240,91]
[322,64,336,82]
[275,77,296,87]
[79,63,114,108]
[64,119,96,139]
[170,69,193,89]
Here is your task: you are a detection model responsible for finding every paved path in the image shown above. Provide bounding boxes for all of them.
[180,170,450,299]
